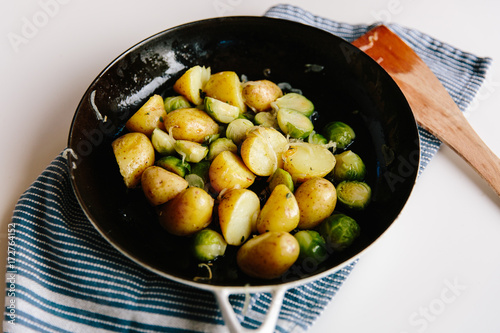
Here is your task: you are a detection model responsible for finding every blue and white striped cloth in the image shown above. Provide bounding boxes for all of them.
[3,4,491,333]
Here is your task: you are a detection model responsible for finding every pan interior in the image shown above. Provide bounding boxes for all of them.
[68,17,419,287]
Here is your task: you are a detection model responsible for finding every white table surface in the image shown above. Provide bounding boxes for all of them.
[2,1,500,332]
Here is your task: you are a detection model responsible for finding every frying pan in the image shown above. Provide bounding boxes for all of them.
[67,16,420,332]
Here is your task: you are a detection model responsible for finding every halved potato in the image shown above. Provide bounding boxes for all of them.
[208,151,256,193]
[203,71,246,113]
[282,143,336,183]
[218,189,260,245]
[111,132,155,188]
[240,126,288,176]
[141,166,189,206]
[173,65,211,105]
[125,95,167,136]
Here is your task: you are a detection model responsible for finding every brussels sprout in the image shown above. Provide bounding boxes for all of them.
[323,121,355,149]
[185,174,205,189]
[294,230,328,263]
[307,132,328,145]
[151,128,176,155]
[254,111,279,129]
[274,93,314,117]
[332,150,366,182]
[190,160,211,183]
[277,108,314,139]
[336,181,371,210]
[156,155,191,177]
[204,97,240,124]
[186,160,211,189]
[164,95,191,112]
[319,213,360,251]
[191,229,227,262]
[226,118,254,145]
[268,168,294,192]
[207,137,238,161]
[174,140,208,163]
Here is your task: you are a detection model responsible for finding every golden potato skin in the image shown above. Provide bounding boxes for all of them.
[242,80,283,112]
[125,95,167,136]
[203,71,246,113]
[256,184,300,234]
[164,108,219,143]
[208,151,256,193]
[295,177,337,229]
[141,166,189,206]
[111,132,155,188]
[158,187,214,236]
[236,231,299,279]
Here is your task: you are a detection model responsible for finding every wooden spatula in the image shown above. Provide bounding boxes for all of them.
[352,25,500,197]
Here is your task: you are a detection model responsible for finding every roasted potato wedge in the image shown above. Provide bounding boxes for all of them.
[125,95,167,137]
[111,132,155,188]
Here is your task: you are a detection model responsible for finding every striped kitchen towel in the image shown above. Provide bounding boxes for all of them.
[3,4,492,333]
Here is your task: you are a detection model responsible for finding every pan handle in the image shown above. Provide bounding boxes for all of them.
[213,286,287,333]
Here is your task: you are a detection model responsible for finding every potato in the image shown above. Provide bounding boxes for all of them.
[164,108,219,143]
[218,189,260,245]
[158,187,214,236]
[240,126,288,176]
[282,143,336,183]
[173,65,211,105]
[203,71,246,113]
[111,132,155,188]
[125,95,167,136]
[208,151,256,193]
[242,80,283,112]
[295,177,337,229]
[236,231,299,279]
[256,184,300,234]
[141,166,189,206]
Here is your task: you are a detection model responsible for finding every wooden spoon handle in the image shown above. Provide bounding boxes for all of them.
[353,25,500,197]
[430,107,500,197]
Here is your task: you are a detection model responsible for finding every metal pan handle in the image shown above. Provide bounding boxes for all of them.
[213,286,287,333]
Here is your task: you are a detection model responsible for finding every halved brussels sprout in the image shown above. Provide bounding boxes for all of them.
[336,180,371,210]
[273,92,314,117]
[204,97,240,124]
[151,127,176,155]
[226,118,254,145]
[174,140,208,163]
[323,121,355,149]
[191,229,227,262]
[319,213,360,251]
[332,150,366,182]
[164,95,191,112]
[190,160,211,183]
[155,155,191,177]
[207,137,238,161]
[277,108,314,139]
[294,230,328,263]
[254,111,279,129]
[268,168,294,193]
[187,160,211,189]
[307,132,328,145]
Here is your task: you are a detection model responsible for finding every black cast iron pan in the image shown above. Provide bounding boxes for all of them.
[67,16,419,332]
